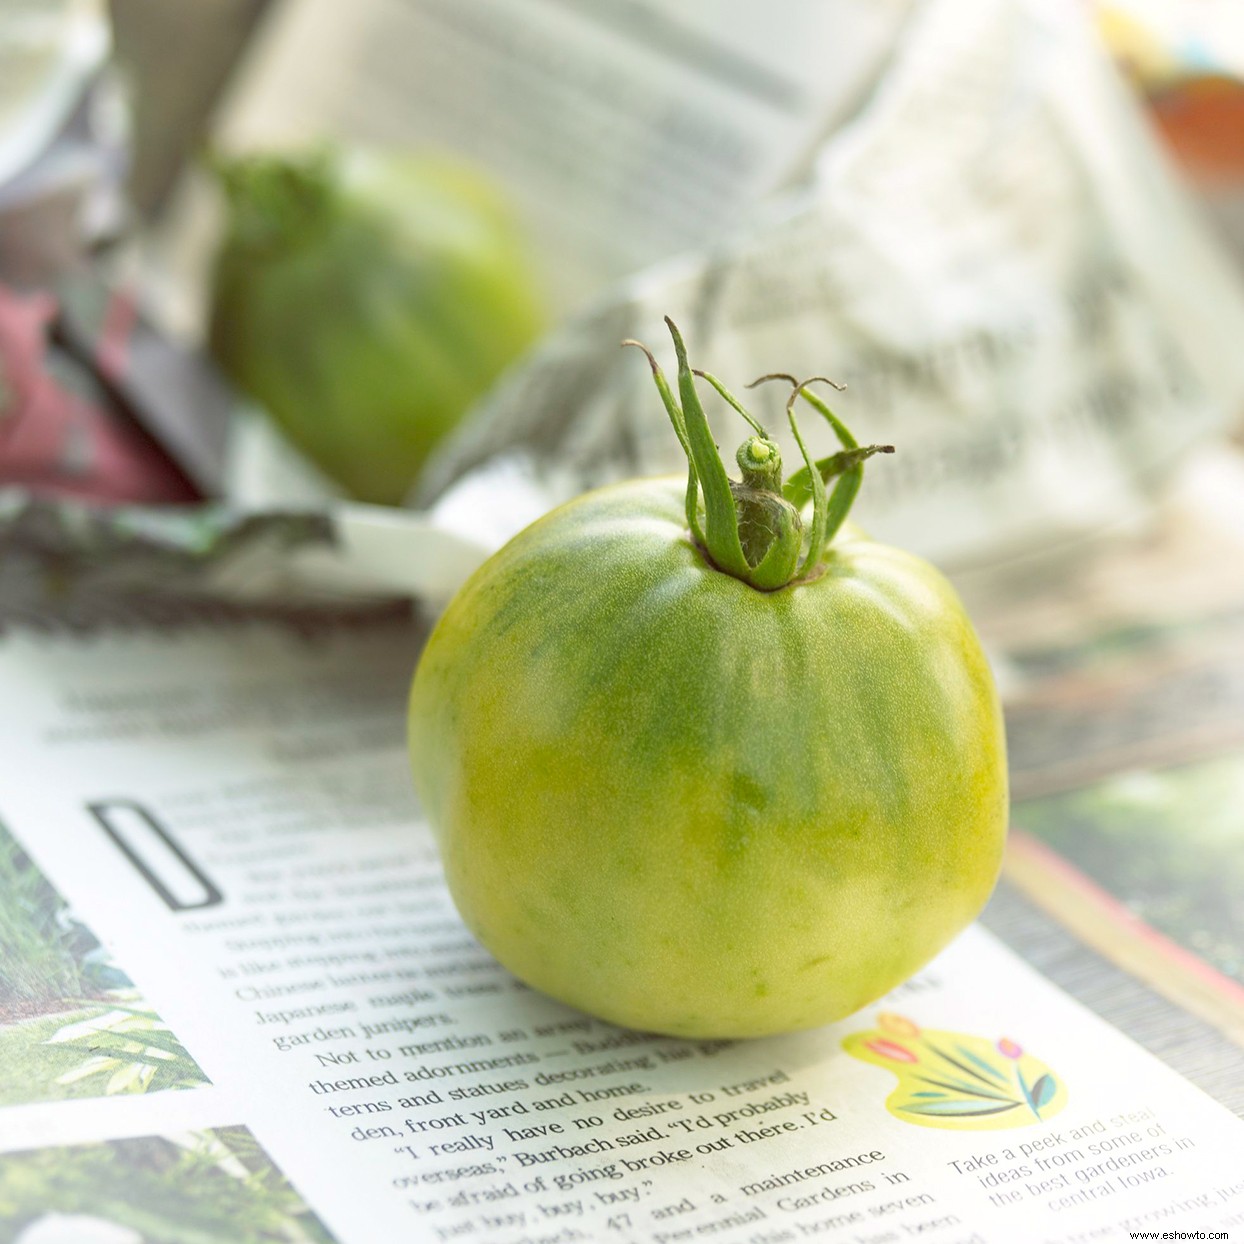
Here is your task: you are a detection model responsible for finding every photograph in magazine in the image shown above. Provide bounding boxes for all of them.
[0,1126,333,1244]
[0,820,209,1107]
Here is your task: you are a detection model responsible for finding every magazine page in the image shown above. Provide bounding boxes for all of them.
[0,619,1243,1244]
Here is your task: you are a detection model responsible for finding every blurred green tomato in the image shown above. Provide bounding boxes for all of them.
[209,149,544,505]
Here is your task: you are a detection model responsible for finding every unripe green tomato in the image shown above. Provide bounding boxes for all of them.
[408,475,1008,1038]
[209,150,544,506]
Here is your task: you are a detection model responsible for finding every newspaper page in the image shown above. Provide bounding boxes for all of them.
[200,0,915,312]
[1,619,1243,1244]
[953,447,1244,1054]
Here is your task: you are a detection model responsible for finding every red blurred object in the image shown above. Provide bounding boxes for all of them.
[0,282,196,504]
[1150,75,1244,187]
[0,279,230,506]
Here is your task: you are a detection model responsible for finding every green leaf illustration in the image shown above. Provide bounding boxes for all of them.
[1030,1074,1057,1110]
[900,1100,1023,1118]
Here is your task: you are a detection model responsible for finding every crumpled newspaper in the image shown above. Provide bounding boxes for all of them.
[0,0,126,285]
[7,0,1244,624]
[416,0,1244,575]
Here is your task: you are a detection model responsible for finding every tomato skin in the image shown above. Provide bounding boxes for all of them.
[409,476,1007,1038]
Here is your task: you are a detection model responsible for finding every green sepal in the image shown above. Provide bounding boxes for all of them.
[795,388,892,549]
[622,339,705,547]
[783,444,895,513]
[786,396,828,580]
[694,369,766,435]
[664,318,750,580]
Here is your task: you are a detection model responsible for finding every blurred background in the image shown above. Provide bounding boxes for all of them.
[3,0,1244,1043]
[6,0,1244,549]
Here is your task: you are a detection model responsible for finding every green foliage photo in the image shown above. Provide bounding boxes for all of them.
[0,1127,334,1244]
[1016,750,1244,985]
[0,822,209,1105]
[0,831,94,1017]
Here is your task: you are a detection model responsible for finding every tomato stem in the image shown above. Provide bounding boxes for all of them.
[625,322,885,590]
[731,479,803,585]
[736,435,783,494]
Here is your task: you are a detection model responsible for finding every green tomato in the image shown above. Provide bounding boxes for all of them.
[408,324,1007,1038]
[209,149,544,506]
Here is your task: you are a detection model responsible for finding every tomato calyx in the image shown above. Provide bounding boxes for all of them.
[622,319,894,592]
[213,150,342,256]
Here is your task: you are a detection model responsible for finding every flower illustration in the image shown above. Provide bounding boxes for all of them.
[878,1013,921,1038]
[864,1038,917,1063]
[843,1020,1066,1131]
